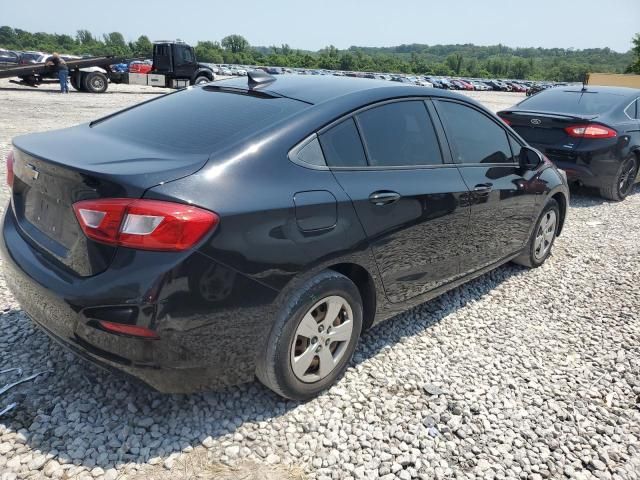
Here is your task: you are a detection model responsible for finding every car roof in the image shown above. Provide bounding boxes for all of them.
[214,74,467,105]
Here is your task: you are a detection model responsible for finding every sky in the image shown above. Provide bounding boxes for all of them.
[2,0,639,52]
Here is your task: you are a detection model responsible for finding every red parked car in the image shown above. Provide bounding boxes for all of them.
[457,80,475,90]
[129,61,152,74]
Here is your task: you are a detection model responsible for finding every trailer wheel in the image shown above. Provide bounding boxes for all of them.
[193,75,210,85]
[82,72,108,93]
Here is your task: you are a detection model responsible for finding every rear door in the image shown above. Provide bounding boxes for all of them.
[321,99,471,303]
[433,99,540,274]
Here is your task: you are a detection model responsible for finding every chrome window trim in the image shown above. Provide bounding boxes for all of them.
[623,97,639,120]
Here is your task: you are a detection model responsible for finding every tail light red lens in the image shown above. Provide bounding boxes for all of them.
[564,124,617,139]
[6,149,15,189]
[73,198,219,251]
[499,116,512,126]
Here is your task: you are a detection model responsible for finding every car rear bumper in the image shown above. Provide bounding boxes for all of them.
[532,144,623,189]
[1,207,279,393]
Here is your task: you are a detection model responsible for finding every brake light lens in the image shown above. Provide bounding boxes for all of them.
[499,116,512,126]
[73,198,218,251]
[6,150,15,188]
[564,124,617,139]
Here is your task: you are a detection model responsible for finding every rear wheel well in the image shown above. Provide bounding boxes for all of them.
[551,192,567,235]
[328,263,376,331]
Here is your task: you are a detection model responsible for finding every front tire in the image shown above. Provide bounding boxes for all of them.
[193,75,210,85]
[599,156,638,202]
[512,199,560,268]
[256,271,363,401]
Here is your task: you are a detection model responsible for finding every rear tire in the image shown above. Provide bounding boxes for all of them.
[256,271,363,401]
[82,72,108,93]
[599,156,638,202]
[512,199,560,268]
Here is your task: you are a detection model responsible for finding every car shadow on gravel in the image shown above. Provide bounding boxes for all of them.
[0,261,526,475]
[568,184,639,208]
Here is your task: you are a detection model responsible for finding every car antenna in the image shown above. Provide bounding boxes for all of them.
[581,73,589,92]
[248,70,276,89]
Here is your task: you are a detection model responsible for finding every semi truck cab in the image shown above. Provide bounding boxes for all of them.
[128,41,215,89]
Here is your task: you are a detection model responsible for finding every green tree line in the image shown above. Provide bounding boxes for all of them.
[0,26,637,82]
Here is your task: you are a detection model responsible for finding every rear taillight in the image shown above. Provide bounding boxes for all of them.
[499,116,512,126]
[6,149,14,189]
[564,124,617,139]
[72,198,218,251]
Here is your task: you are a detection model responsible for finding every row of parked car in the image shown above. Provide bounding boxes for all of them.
[0,49,81,66]
[204,62,556,93]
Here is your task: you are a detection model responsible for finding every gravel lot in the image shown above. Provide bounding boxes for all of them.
[0,79,638,480]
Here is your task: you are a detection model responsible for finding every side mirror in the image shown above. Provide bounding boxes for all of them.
[519,146,543,170]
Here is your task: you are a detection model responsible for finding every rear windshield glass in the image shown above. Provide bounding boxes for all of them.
[518,89,624,115]
[92,88,307,154]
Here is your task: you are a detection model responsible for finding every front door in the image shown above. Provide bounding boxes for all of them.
[433,99,540,274]
[319,100,471,303]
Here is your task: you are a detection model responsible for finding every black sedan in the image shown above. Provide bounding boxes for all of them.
[2,74,569,400]
[499,86,640,201]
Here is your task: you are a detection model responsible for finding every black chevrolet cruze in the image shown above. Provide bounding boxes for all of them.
[2,74,569,400]
[499,86,640,201]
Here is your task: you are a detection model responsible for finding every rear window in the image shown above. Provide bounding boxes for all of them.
[92,88,307,154]
[518,89,624,115]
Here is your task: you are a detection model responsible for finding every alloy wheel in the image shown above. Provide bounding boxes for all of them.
[533,210,557,261]
[618,158,638,198]
[290,295,354,383]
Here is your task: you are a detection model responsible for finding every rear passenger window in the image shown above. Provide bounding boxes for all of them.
[356,101,443,166]
[319,118,367,167]
[436,101,513,164]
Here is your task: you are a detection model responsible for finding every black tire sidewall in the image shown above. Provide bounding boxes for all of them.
[194,76,209,85]
[617,156,638,199]
[262,272,363,401]
[83,72,107,93]
[528,199,560,268]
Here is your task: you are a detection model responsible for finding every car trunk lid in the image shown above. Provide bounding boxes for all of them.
[10,125,209,277]
[499,110,600,149]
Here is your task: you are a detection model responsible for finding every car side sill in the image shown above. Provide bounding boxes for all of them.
[373,251,521,326]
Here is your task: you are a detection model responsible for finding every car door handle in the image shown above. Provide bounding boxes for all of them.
[473,183,493,193]
[369,191,401,206]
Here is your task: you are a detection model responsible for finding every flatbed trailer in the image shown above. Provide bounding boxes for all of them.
[0,56,130,92]
[0,41,215,93]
